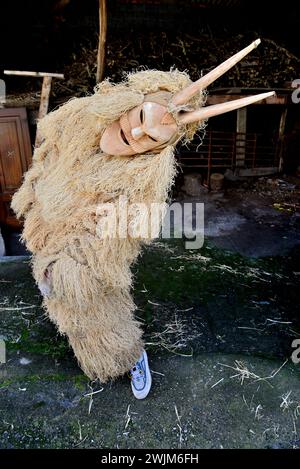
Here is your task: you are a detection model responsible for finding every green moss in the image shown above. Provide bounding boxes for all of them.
[24,372,71,383]
[135,240,266,305]
[133,238,292,324]
[7,328,70,359]
[0,372,87,391]
[72,373,89,390]
[0,379,13,389]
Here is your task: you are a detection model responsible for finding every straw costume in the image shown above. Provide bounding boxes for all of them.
[12,40,274,382]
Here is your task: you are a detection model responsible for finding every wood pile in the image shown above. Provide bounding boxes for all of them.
[5,32,299,109]
[51,33,300,102]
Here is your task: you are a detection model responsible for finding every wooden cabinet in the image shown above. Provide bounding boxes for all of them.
[0,108,32,228]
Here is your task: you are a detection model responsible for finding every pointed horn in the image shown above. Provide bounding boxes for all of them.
[178,91,275,124]
[172,39,261,107]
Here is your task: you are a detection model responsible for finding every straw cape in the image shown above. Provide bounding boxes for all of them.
[11,70,203,382]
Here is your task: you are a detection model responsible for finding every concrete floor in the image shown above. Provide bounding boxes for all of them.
[181,190,300,257]
[1,349,300,449]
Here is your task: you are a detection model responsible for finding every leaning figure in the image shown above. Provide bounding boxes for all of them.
[12,39,274,399]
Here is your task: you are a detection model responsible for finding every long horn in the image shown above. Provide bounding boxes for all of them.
[178,91,275,124]
[172,39,261,106]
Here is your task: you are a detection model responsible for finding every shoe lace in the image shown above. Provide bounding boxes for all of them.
[129,364,144,383]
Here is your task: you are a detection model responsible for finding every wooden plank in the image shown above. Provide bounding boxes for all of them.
[237,167,279,177]
[4,70,64,79]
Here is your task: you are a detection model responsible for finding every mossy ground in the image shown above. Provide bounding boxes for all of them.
[134,239,300,359]
[0,239,299,448]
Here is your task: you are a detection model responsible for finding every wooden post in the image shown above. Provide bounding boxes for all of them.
[35,76,53,146]
[96,0,107,83]
[278,107,288,173]
[0,78,6,108]
[235,107,247,169]
[38,76,52,119]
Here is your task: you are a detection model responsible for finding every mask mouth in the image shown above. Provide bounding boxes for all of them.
[149,136,158,142]
[120,128,130,146]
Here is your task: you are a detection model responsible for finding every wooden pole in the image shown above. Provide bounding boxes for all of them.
[35,76,54,146]
[96,0,107,83]
[278,108,288,173]
[38,76,52,119]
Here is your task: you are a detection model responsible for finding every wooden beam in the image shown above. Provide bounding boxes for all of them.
[96,0,107,83]
[4,70,64,79]
[237,167,279,177]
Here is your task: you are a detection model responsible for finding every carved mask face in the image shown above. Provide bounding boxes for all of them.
[100,98,178,156]
[100,40,275,157]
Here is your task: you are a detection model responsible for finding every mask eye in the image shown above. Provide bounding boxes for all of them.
[140,109,144,124]
[149,136,157,142]
[120,129,130,145]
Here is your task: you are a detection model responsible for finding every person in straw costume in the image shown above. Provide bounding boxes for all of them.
[12,39,274,399]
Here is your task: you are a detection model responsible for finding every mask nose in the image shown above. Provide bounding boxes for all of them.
[131,126,145,140]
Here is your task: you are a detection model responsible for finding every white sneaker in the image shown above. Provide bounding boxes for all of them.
[129,350,152,400]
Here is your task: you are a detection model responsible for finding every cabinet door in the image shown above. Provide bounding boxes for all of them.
[0,108,32,228]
